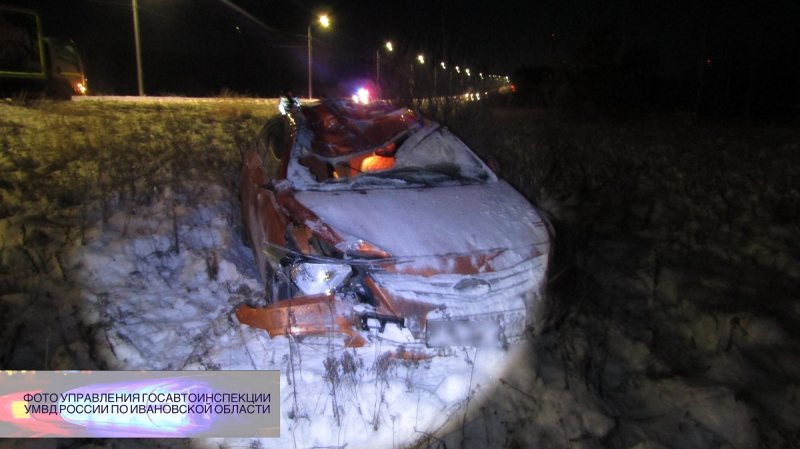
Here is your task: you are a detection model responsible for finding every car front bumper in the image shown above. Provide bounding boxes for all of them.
[234,249,550,349]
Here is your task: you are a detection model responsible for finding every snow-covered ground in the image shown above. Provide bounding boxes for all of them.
[1,99,799,448]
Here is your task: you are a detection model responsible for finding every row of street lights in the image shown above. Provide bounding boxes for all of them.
[376,42,507,98]
[129,4,508,98]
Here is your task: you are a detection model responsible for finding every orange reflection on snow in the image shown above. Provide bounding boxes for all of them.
[360,154,394,173]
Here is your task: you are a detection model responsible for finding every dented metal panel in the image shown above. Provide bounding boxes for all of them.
[236,99,554,349]
[235,295,368,347]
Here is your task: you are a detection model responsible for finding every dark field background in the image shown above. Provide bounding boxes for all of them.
[0,97,799,447]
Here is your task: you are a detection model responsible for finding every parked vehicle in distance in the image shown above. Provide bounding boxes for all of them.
[43,37,88,96]
[237,99,553,350]
[0,6,87,98]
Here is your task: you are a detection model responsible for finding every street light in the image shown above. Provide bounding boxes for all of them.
[434,62,446,97]
[376,41,392,88]
[440,61,446,97]
[410,54,425,98]
[132,0,144,96]
[308,14,330,100]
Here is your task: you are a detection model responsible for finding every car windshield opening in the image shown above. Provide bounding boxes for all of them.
[289,101,494,191]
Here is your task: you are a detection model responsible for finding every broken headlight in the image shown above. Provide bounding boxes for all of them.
[291,262,352,296]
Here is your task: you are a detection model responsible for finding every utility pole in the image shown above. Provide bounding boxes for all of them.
[132,0,144,96]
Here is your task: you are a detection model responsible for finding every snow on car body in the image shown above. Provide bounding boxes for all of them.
[236,99,553,349]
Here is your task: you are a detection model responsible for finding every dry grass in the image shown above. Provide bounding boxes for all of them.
[425,101,800,449]
[2,96,797,301]
[0,98,278,359]
[0,98,277,219]
[1,97,798,447]
[436,103,800,236]
[436,102,800,341]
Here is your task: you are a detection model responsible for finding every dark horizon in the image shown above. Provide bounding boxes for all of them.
[2,0,799,115]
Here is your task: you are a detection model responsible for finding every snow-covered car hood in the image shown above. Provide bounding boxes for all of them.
[293,180,550,260]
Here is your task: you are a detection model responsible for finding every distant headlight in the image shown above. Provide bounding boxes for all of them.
[291,262,352,296]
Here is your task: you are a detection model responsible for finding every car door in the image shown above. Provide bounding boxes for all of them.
[242,116,292,284]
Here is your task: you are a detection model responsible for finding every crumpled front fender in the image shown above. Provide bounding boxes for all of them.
[235,295,368,347]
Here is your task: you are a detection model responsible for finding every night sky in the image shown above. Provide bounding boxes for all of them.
[4,0,799,107]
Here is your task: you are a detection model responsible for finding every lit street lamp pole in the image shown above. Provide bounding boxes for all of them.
[448,65,453,96]
[307,15,329,100]
[376,41,392,89]
[410,54,424,98]
[132,0,144,96]
[435,62,446,98]
[307,25,312,99]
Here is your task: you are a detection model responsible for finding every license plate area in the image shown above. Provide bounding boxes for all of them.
[425,320,500,347]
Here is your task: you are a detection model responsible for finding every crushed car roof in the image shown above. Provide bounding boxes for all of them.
[302,101,421,157]
[287,100,497,191]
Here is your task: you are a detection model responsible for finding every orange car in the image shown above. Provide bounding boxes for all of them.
[236,100,553,348]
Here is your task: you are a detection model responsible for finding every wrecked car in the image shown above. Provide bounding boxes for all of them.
[236,99,553,349]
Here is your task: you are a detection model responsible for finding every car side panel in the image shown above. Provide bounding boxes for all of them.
[241,149,290,284]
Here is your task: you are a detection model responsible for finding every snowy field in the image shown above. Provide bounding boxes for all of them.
[0,98,799,448]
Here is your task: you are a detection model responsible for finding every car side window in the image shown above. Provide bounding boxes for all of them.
[256,117,290,179]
